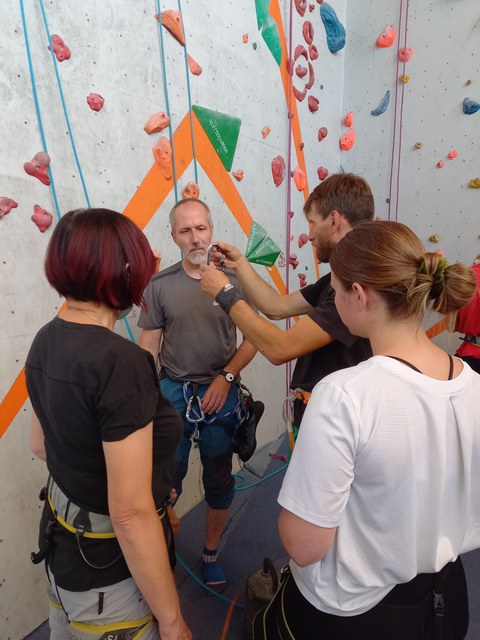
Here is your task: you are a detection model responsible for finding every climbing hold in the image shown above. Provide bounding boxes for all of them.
[182,182,200,199]
[448,150,458,160]
[294,0,307,17]
[305,63,315,89]
[398,48,414,62]
[465,79,473,86]
[144,112,170,134]
[300,142,305,151]
[437,161,444,168]
[415,142,423,149]
[376,26,396,48]
[296,64,308,78]
[293,167,307,191]
[49,34,71,62]
[317,166,329,180]
[232,170,244,181]
[308,95,319,112]
[0,197,18,219]
[309,4,315,12]
[468,178,480,189]
[289,254,299,269]
[318,126,328,141]
[399,74,410,83]
[320,3,346,53]
[288,210,294,218]
[243,33,249,43]
[262,126,271,139]
[152,137,173,180]
[339,129,355,151]
[298,233,309,248]
[371,90,390,116]
[31,205,53,233]
[302,21,314,45]
[428,233,440,244]
[293,86,307,101]
[298,273,307,287]
[309,44,319,60]
[159,10,185,45]
[294,44,308,61]
[271,156,286,187]
[252,42,258,50]
[463,98,480,115]
[24,152,50,185]
[278,252,286,267]
[86,93,104,111]
[286,58,294,76]
[187,55,202,76]
[343,111,353,127]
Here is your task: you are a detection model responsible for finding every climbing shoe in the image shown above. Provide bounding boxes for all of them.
[233,396,265,463]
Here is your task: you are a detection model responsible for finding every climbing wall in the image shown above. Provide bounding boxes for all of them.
[1,1,347,636]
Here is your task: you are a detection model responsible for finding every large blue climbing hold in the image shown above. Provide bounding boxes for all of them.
[320,3,346,54]
[371,90,391,116]
[463,97,480,115]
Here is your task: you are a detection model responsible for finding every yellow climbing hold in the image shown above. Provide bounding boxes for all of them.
[399,74,410,83]
[429,233,440,243]
[468,178,480,189]
[415,142,423,149]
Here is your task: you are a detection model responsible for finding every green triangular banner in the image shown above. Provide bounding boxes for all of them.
[245,222,281,267]
[193,105,241,172]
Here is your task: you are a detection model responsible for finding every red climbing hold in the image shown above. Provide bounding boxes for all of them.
[187,55,202,75]
[289,254,299,269]
[343,111,353,127]
[309,4,315,11]
[296,65,308,78]
[272,156,286,187]
[286,58,294,76]
[182,182,199,199]
[398,48,414,62]
[31,205,53,233]
[294,0,307,17]
[294,45,308,62]
[152,137,173,180]
[49,34,71,62]
[293,86,307,102]
[293,167,307,191]
[305,63,315,90]
[232,170,244,181]
[298,233,309,248]
[159,10,185,46]
[308,95,319,112]
[144,112,170,134]
[317,166,329,180]
[318,127,328,141]
[24,152,50,185]
[242,34,249,44]
[437,161,445,168]
[302,21,314,45]
[309,44,319,60]
[339,129,355,151]
[0,197,18,219]
[87,93,104,111]
[448,150,458,160]
[298,273,307,287]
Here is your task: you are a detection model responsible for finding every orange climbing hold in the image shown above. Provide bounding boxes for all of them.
[376,25,396,48]
[31,205,53,232]
[144,112,170,134]
[187,55,202,76]
[261,126,271,139]
[343,111,353,127]
[232,170,244,181]
[152,137,173,180]
[182,182,200,199]
[293,167,307,191]
[159,10,185,46]
[271,156,286,187]
[242,33,249,43]
[339,129,355,151]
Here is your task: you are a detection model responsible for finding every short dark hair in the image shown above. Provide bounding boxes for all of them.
[45,208,156,309]
[304,173,374,225]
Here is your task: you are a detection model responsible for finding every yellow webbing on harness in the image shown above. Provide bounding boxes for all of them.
[47,494,117,540]
[69,612,155,637]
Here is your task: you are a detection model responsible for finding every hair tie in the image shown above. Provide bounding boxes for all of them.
[431,257,448,298]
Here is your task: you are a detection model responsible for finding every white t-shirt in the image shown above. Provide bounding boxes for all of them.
[278,356,480,616]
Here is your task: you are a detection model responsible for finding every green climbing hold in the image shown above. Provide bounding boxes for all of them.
[254,1,282,66]
[245,222,281,266]
[193,105,241,172]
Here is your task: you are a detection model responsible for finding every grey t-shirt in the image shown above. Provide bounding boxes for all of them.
[138,261,244,384]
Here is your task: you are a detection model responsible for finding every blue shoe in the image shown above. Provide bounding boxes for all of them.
[202,550,227,593]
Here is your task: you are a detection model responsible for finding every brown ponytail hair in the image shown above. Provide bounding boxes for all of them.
[329,221,477,330]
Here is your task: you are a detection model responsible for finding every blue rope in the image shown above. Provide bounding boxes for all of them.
[155,0,179,201]
[178,0,199,185]
[234,462,288,491]
[19,0,62,220]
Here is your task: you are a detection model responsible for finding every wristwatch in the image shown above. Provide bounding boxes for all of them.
[220,370,236,383]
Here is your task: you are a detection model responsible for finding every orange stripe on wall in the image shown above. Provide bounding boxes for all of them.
[426,318,447,339]
[0,370,27,439]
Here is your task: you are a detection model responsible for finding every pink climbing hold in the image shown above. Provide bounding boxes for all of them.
[343,111,354,127]
[376,26,396,48]
[294,45,308,62]
[317,166,329,181]
[298,273,307,287]
[49,34,71,62]
[308,95,319,112]
[294,0,307,17]
[398,48,414,62]
[339,129,355,151]
[152,137,173,180]
[448,150,458,160]
[296,65,308,78]
[187,55,202,76]
[302,21,314,45]
[293,167,307,191]
[305,63,315,90]
[87,93,104,111]
[309,44,319,60]
[232,170,244,181]
[159,10,185,46]
[293,86,307,102]
[437,161,445,168]
[182,182,199,199]
[298,233,309,248]
[271,156,286,187]
[144,112,170,134]
[31,205,53,233]
[242,34,249,44]
[289,254,299,269]
[318,127,328,141]
[0,197,18,219]
[24,152,50,185]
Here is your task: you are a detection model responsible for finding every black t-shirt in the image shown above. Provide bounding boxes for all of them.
[291,274,372,424]
[26,317,183,590]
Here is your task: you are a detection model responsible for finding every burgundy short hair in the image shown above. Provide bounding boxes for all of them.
[45,208,156,309]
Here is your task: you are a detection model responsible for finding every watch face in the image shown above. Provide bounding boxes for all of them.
[225,372,235,382]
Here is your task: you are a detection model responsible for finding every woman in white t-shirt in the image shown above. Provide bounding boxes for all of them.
[253,221,480,640]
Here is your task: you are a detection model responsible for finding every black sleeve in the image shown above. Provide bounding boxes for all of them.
[299,280,323,306]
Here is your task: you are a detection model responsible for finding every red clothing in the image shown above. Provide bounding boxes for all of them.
[456,263,480,359]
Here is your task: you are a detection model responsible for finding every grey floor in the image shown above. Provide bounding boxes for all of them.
[26,434,480,640]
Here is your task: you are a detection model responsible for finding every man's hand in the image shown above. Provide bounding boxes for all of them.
[199,263,230,299]
[207,241,244,270]
[201,375,231,414]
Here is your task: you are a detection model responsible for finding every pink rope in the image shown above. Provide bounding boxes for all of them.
[395,0,410,221]
[387,0,404,221]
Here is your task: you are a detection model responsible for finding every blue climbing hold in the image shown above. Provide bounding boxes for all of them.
[463,98,480,115]
[320,3,346,54]
[371,90,391,116]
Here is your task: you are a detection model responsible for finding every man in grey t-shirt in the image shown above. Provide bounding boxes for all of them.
[138,198,257,591]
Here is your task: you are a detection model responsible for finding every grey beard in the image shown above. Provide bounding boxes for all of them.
[186,250,207,266]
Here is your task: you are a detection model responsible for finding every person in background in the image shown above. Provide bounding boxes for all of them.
[253,221,479,640]
[27,208,191,640]
[455,260,480,373]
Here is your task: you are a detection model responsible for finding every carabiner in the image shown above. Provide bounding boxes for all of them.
[206,243,225,271]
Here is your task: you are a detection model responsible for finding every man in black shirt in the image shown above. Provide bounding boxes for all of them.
[199,173,374,427]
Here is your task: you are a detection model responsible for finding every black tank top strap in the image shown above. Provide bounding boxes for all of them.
[387,354,454,379]
[447,354,454,380]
